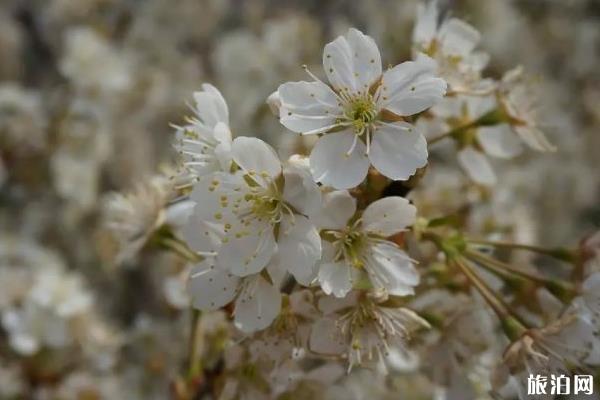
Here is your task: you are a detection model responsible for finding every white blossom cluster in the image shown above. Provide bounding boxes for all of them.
[1,0,600,399]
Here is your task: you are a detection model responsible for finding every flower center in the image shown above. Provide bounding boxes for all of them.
[336,228,367,268]
[244,187,284,224]
[344,95,378,136]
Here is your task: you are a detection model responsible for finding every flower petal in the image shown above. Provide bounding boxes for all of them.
[316,190,356,230]
[231,137,281,180]
[514,125,556,152]
[413,1,439,48]
[362,197,416,236]
[369,122,428,181]
[188,261,239,311]
[380,54,447,116]
[366,242,419,296]
[309,317,346,355]
[193,83,229,128]
[323,29,382,93]
[345,28,382,90]
[278,81,340,135]
[310,131,369,189]
[477,125,522,159]
[282,161,322,217]
[318,261,353,298]
[438,18,481,57]
[457,146,496,185]
[217,228,277,277]
[277,215,321,285]
[234,275,281,332]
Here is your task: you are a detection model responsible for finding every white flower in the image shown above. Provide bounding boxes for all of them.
[497,67,556,152]
[60,27,132,94]
[276,28,446,189]
[413,0,493,94]
[103,176,170,264]
[310,291,429,371]
[187,137,321,283]
[1,269,92,355]
[173,84,233,179]
[316,191,420,298]
[493,313,597,399]
[430,95,522,185]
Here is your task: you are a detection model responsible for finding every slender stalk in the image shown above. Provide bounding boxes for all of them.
[466,238,576,263]
[158,237,203,263]
[451,257,527,339]
[466,250,576,301]
[187,309,202,380]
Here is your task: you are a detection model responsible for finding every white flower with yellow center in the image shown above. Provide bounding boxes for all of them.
[316,191,420,298]
[276,28,446,189]
[310,291,429,372]
[187,137,321,284]
[413,0,492,94]
[173,84,233,179]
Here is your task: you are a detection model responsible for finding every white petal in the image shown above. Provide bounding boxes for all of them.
[193,83,229,128]
[380,54,447,116]
[362,197,416,236]
[188,171,243,221]
[345,28,382,89]
[583,272,600,315]
[181,216,223,253]
[231,137,281,180]
[477,125,522,159]
[309,317,346,355]
[11,334,39,356]
[277,215,321,285]
[213,121,232,144]
[234,275,281,332]
[438,18,481,57]
[214,141,232,171]
[323,34,358,92]
[165,200,195,227]
[282,162,322,217]
[310,131,369,189]
[266,90,281,115]
[514,125,556,152]
[457,146,496,185]
[217,228,277,277]
[316,190,356,230]
[369,123,428,181]
[188,261,239,311]
[366,242,419,296]
[413,0,439,47]
[322,28,381,92]
[318,261,353,298]
[278,81,340,135]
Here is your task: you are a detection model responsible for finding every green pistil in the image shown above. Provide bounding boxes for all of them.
[342,231,366,268]
[344,95,377,135]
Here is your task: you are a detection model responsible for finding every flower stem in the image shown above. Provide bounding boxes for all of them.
[451,257,528,340]
[187,309,202,380]
[465,250,576,301]
[466,238,576,263]
[158,236,203,263]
